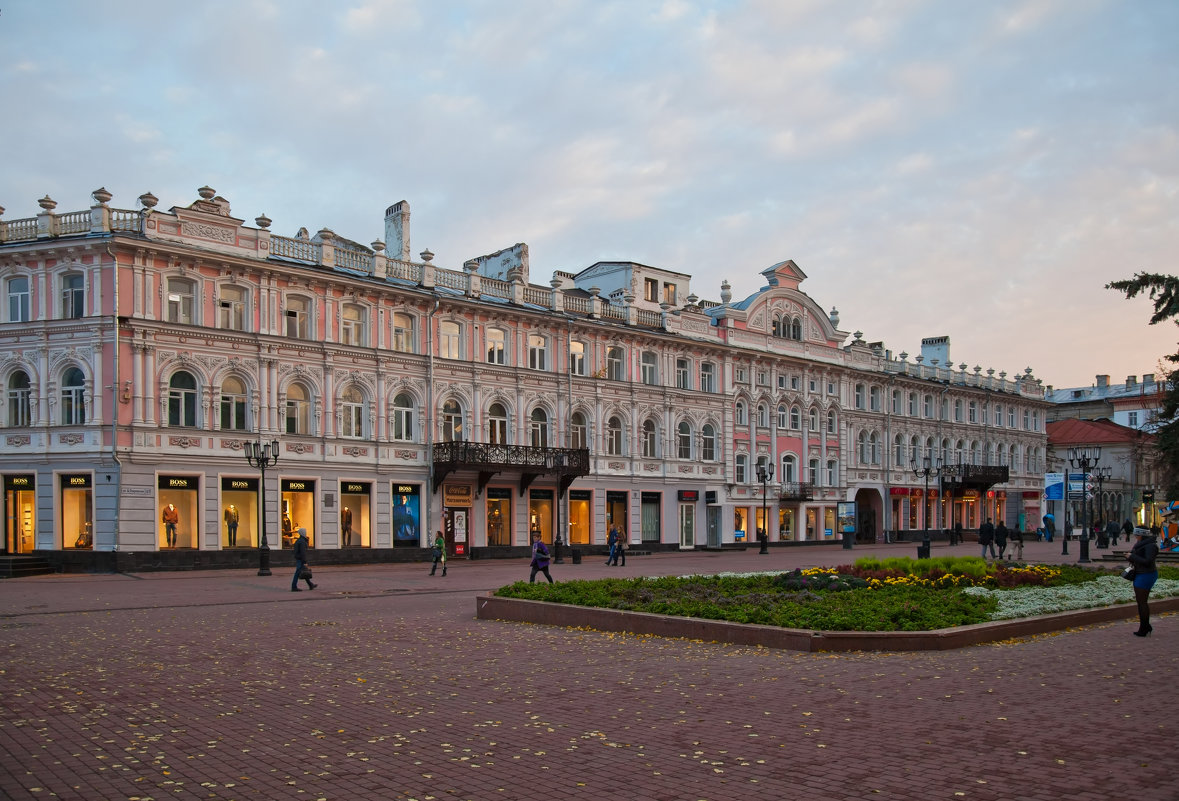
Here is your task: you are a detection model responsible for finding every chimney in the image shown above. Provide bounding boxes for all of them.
[1126,375,1137,389]
[1096,375,1109,388]
[384,200,411,262]
[1144,373,1155,386]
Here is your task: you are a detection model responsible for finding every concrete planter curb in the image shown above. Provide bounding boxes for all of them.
[475,592,1179,652]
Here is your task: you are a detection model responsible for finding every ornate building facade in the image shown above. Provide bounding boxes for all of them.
[0,187,1052,565]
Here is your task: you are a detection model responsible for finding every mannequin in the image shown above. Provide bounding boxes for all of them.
[224,504,239,547]
[341,506,353,547]
[161,503,179,548]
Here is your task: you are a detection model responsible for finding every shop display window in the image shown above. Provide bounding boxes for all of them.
[158,475,199,549]
[392,484,421,547]
[485,488,511,546]
[528,489,554,545]
[568,490,592,545]
[220,476,258,548]
[340,481,371,547]
[61,474,94,550]
[281,479,316,547]
[6,475,36,553]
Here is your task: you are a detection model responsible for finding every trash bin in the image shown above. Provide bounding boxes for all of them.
[571,549,582,565]
[916,543,931,560]
[842,532,854,550]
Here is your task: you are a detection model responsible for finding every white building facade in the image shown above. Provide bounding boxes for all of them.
[0,187,1052,568]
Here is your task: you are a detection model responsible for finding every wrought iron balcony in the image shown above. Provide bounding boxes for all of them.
[431,442,590,495]
[778,481,815,501]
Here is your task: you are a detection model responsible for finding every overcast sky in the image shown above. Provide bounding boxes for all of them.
[3,0,1176,389]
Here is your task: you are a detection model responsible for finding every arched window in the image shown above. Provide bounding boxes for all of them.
[789,317,802,340]
[168,371,198,427]
[61,368,86,425]
[606,346,625,381]
[701,423,716,461]
[62,273,85,319]
[778,405,788,428]
[7,370,31,427]
[606,416,623,455]
[826,409,836,434]
[441,399,464,442]
[530,408,549,448]
[392,393,414,441]
[340,386,365,438]
[757,403,768,427]
[219,376,248,431]
[642,419,657,458]
[677,421,692,459]
[571,411,587,449]
[341,303,366,346]
[286,382,311,435]
[392,312,415,353]
[488,402,508,445]
[893,434,904,467]
[781,453,797,483]
[790,405,801,430]
[808,407,818,431]
[735,400,747,426]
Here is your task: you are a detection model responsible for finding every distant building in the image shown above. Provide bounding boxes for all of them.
[0,185,1051,568]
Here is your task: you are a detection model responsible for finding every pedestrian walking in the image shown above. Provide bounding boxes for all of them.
[529,530,554,583]
[1127,527,1160,637]
[606,525,619,565]
[1011,526,1024,561]
[994,520,1008,560]
[290,528,316,592]
[1122,518,1134,545]
[429,530,447,576]
[1105,518,1120,547]
[978,518,996,560]
[952,523,963,546]
[617,533,627,567]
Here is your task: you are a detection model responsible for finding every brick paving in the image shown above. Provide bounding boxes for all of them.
[0,539,1174,801]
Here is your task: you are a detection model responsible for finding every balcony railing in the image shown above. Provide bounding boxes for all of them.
[431,442,590,495]
[778,482,815,501]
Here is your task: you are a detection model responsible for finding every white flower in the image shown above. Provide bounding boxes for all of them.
[964,577,1179,620]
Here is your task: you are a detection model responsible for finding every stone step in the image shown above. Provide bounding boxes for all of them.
[0,555,56,578]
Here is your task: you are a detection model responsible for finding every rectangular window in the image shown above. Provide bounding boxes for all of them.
[641,353,657,385]
[285,298,309,339]
[486,328,506,364]
[700,363,716,393]
[606,348,624,381]
[676,359,690,389]
[440,322,461,359]
[62,275,85,319]
[167,280,195,325]
[341,305,365,346]
[218,287,246,331]
[644,277,658,302]
[528,334,547,370]
[393,313,414,353]
[8,277,30,323]
[1129,411,1139,427]
[662,282,676,306]
[735,368,748,384]
[569,341,585,375]
[341,402,364,438]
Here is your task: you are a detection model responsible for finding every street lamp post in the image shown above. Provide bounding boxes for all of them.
[911,455,942,559]
[1093,465,1112,546]
[547,451,567,563]
[1067,445,1101,564]
[756,461,774,554]
[244,439,280,577]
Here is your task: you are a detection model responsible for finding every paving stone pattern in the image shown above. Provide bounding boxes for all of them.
[0,540,1174,801]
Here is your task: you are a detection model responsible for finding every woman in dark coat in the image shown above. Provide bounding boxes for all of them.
[994,521,1008,560]
[1127,527,1160,637]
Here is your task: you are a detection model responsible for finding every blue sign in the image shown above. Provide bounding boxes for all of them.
[1044,472,1064,501]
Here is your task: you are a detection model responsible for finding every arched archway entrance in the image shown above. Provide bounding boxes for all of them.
[853,487,884,544]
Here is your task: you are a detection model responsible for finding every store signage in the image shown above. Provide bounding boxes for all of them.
[221,477,258,492]
[342,482,370,494]
[678,490,699,501]
[282,479,315,493]
[157,475,197,490]
[444,484,473,507]
[5,474,34,490]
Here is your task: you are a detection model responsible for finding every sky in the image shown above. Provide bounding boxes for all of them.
[2,0,1177,389]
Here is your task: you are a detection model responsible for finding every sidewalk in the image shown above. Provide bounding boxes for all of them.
[0,539,1171,801]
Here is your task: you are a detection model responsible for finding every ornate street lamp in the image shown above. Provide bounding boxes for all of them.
[911,455,942,559]
[244,439,280,577]
[756,461,774,554]
[547,450,568,563]
[1067,445,1101,564]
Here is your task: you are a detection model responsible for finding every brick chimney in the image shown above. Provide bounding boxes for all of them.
[384,200,411,262]
[1126,375,1137,389]
[1096,375,1109,388]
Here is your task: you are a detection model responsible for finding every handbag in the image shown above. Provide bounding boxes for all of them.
[1121,565,1136,581]
[431,546,442,559]
[300,567,313,580]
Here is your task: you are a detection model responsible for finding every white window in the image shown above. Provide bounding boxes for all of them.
[994,404,1003,427]
[870,386,881,411]
[924,394,934,418]
[808,407,818,431]
[168,371,198,427]
[392,393,414,441]
[1008,407,1016,428]
[1023,409,1030,430]
[218,286,246,331]
[701,423,716,461]
[757,403,768,427]
[393,312,415,353]
[826,460,837,486]
[894,434,904,466]
[735,400,747,426]
[486,327,506,365]
[954,399,963,422]
[61,367,86,425]
[808,458,819,484]
[676,358,690,389]
[854,384,865,410]
[7,371,31,427]
[790,406,801,430]
[528,334,547,371]
[441,399,464,442]
[641,352,658,385]
[488,402,508,444]
[219,376,248,431]
[571,411,587,449]
[440,321,461,359]
[167,278,195,325]
[606,416,623,455]
[530,408,549,448]
[642,419,657,458]
[7,276,30,323]
[793,376,802,391]
[286,383,310,435]
[1129,411,1139,427]
[700,363,716,393]
[341,304,366,346]
[892,389,902,414]
[735,367,748,384]
[677,421,692,459]
[606,346,624,381]
[781,454,797,483]
[778,405,788,428]
[908,392,917,416]
[756,371,768,386]
[735,454,748,483]
[285,296,310,339]
[569,341,585,375]
[340,386,365,438]
[62,274,85,319]
[826,409,836,434]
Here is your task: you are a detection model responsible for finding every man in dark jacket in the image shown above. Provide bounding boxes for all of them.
[291,528,317,592]
[978,518,996,560]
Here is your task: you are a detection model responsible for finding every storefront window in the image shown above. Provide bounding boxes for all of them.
[392,484,422,547]
[824,507,837,538]
[340,481,371,547]
[641,492,661,543]
[281,479,316,547]
[568,490,591,545]
[606,491,628,543]
[5,475,36,553]
[778,508,794,541]
[529,489,554,545]
[486,488,511,546]
[220,476,258,548]
[805,508,817,540]
[158,475,198,549]
[734,507,750,541]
